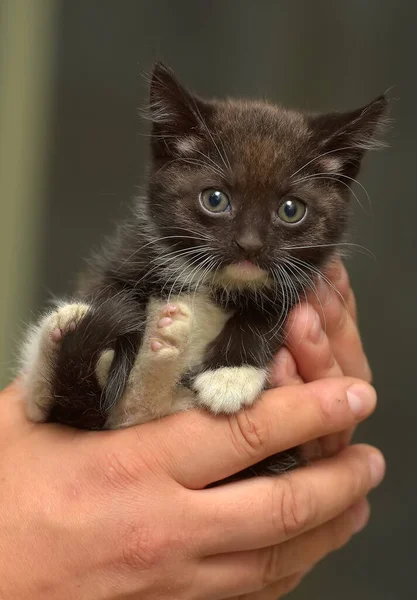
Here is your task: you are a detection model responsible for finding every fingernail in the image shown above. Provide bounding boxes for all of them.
[309,312,323,343]
[317,276,332,305]
[368,450,386,488]
[346,384,377,418]
[349,499,370,533]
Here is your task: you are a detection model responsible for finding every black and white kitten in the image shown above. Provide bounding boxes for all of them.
[21,63,387,475]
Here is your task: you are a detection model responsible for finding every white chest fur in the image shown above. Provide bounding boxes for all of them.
[181,290,231,370]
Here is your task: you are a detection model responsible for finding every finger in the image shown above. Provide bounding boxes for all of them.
[256,572,306,599]
[269,347,303,387]
[195,444,383,554]
[318,259,357,321]
[216,573,306,600]
[308,262,368,454]
[200,499,369,599]
[310,266,371,382]
[143,377,377,489]
[285,304,343,382]
[234,573,305,600]
[330,260,357,322]
[282,306,353,459]
[252,572,305,599]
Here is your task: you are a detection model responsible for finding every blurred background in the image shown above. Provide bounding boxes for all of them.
[0,1,416,597]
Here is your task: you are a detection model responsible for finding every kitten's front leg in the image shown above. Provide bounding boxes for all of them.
[194,312,279,414]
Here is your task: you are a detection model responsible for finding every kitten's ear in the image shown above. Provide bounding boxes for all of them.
[311,95,390,177]
[148,62,212,158]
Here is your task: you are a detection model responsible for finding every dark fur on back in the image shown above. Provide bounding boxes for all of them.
[48,63,388,451]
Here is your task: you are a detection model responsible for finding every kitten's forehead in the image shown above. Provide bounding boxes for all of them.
[212,100,312,186]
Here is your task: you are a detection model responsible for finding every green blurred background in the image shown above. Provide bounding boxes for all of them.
[1,1,416,598]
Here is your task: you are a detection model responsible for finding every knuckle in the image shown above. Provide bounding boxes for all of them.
[228,407,270,459]
[259,545,284,588]
[98,449,149,490]
[346,447,372,496]
[278,572,305,596]
[320,341,337,372]
[328,516,353,551]
[273,477,316,538]
[121,522,168,570]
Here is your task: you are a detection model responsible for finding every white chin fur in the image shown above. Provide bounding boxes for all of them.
[212,264,271,289]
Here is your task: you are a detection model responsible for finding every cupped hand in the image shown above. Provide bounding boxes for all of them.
[0,366,383,599]
[271,259,372,459]
[234,260,375,599]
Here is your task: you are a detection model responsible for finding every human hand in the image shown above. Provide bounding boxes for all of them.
[228,261,375,599]
[271,259,371,459]
[0,372,383,599]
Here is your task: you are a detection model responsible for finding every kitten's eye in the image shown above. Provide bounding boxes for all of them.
[200,189,231,214]
[277,197,306,224]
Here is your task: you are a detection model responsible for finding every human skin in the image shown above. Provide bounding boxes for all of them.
[0,262,383,600]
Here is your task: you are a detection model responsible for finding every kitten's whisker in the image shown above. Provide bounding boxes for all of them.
[175,157,225,179]
[154,225,216,243]
[134,249,209,292]
[286,256,348,315]
[165,250,218,302]
[192,148,229,178]
[279,241,375,259]
[151,246,213,267]
[190,258,220,309]
[115,235,215,270]
[164,254,209,302]
[264,266,290,339]
[291,174,366,213]
[292,171,372,213]
[189,97,231,175]
[288,146,365,180]
[282,259,327,337]
[177,254,214,297]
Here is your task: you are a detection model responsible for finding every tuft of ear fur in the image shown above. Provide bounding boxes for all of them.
[311,95,390,177]
[146,62,213,159]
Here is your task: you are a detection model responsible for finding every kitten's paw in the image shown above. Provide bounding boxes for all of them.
[47,302,90,343]
[149,303,191,357]
[21,302,91,422]
[45,303,90,345]
[194,366,267,414]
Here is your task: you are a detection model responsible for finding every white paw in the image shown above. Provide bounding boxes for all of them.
[149,302,191,358]
[44,302,90,346]
[194,366,267,414]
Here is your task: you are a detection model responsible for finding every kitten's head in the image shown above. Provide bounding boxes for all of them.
[144,62,388,292]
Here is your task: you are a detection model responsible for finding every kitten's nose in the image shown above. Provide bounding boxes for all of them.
[234,233,264,257]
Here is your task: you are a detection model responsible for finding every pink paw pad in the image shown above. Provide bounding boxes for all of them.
[165,303,178,312]
[151,340,164,352]
[165,303,179,315]
[158,316,173,328]
[50,328,63,343]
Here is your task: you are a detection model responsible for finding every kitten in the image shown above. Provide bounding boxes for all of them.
[20,63,387,476]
